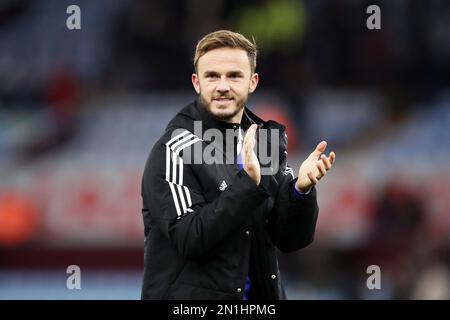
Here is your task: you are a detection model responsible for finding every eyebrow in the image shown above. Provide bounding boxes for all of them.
[203,70,245,76]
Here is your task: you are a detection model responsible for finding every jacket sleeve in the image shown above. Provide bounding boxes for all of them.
[266,132,319,252]
[141,139,269,259]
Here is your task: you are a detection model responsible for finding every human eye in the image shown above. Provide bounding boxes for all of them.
[205,73,219,79]
[229,72,242,80]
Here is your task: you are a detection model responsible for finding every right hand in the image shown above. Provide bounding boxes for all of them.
[242,124,261,185]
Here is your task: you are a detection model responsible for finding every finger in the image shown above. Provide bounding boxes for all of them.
[242,139,249,162]
[244,124,257,142]
[243,126,255,148]
[317,161,327,177]
[247,130,256,155]
[243,125,257,161]
[311,140,327,159]
[329,151,336,164]
[321,154,332,170]
[307,171,318,185]
[243,141,251,164]
[246,140,255,164]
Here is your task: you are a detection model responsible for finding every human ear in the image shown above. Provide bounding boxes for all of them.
[192,73,201,94]
[248,73,259,93]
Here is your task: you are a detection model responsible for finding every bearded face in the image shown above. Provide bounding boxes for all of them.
[192,48,259,123]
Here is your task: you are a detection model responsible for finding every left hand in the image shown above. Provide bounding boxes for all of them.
[296,141,335,193]
[242,124,261,185]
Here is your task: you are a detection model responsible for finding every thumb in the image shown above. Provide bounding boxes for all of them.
[311,140,327,157]
[244,124,257,143]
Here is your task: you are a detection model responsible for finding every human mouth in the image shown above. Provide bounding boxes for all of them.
[213,97,234,103]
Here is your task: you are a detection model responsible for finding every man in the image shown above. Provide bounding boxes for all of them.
[141,30,335,300]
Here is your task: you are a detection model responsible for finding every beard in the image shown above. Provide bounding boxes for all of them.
[199,92,247,123]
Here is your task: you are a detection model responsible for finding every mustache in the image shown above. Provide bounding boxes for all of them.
[212,95,234,100]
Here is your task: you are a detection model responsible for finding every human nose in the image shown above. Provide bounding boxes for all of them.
[216,76,230,93]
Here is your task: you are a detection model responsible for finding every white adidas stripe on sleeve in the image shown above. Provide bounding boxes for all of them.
[164,130,202,217]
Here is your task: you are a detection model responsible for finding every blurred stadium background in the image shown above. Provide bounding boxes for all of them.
[0,0,449,299]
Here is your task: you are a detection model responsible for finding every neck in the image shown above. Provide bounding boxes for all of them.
[224,108,244,125]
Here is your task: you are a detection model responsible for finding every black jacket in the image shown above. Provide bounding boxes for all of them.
[141,100,319,300]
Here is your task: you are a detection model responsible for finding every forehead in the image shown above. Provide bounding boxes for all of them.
[197,48,251,73]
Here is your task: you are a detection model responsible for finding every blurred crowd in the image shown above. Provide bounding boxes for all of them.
[1,1,450,97]
[0,0,449,299]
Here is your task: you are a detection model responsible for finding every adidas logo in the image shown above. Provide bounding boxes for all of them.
[219,180,228,191]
